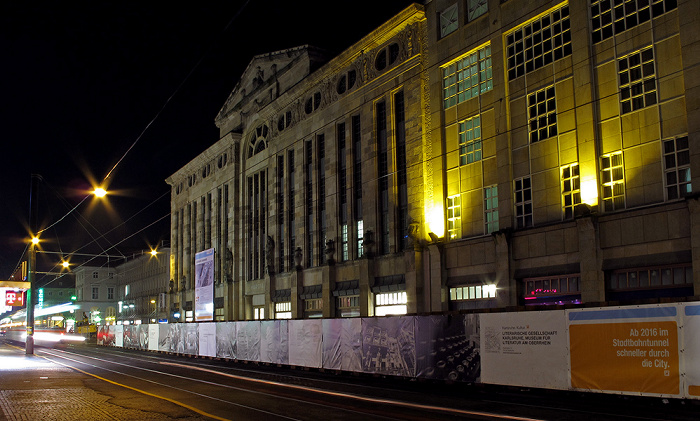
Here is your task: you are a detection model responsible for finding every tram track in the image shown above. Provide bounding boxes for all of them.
[34,345,699,421]
[37,345,546,420]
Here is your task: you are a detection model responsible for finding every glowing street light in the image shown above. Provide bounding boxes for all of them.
[93,187,107,198]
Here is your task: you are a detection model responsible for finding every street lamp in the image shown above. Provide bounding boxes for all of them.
[25,175,110,354]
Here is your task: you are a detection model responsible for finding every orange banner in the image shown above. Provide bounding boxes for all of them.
[570,321,679,394]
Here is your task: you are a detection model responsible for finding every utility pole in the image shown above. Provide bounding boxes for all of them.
[26,174,41,355]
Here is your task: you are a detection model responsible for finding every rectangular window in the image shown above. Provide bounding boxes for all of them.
[528,85,557,143]
[253,306,265,320]
[337,123,348,261]
[467,0,488,22]
[591,0,677,43]
[524,274,581,305]
[336,295,360,318]
[277,155,285,273]
[447,195,462,240]
[288,150,296,269]
[484,185,499,234]
[561,163,581,219]
[514,177,533,228]
[107,287,114,300]
[375,291,407,316]
[601,152,625,211]
[439,3,459,38]
[609,265,692,290]
[506,4,571,80]
[215,307,225,322]
[92,286,99,300]
[664,136,691,200]
[395,91,408,252]
[459,115,482,165]
[318,134,327,264]
[275,302,292,319]
[377,100,390,255]
[357,220,364,258]
[449,284,496,301]
[247,170,267,279]
[618,47,657,114]
[341,224,349,261]
[352,115,363,259]
[442,43,492,108]
[305,140,314,267]
[304,299,323,318]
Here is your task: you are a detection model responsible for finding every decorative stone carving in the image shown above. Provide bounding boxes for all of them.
[265,235,275,275]
[294,247,303,269]
[225,247,233,283]
[325,239,335,264]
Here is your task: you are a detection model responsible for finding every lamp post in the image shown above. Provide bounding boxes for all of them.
[26,174,41,355]
[24,175,110,354]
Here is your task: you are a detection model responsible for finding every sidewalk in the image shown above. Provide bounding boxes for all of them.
[0,341,206,421]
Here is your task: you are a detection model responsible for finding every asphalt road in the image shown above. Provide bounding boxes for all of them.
[1,341,698,420]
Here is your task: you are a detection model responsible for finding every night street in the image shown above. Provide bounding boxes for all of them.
[1,340,698,421]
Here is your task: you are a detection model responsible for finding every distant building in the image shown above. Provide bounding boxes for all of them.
[73,266,118,325]
[166,0,700,321]
[116,248,171,325]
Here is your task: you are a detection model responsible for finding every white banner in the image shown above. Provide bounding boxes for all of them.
[194,248,215,322]
[148,324,159,351]
[683,303,700,399]
[322,318,362,371]
[216,322,237,359]
[114,324,124,347]
[261,320,289,364]
[236,321,260,361]
[480,311,568,389]
[199,323,217,357]
[289,319,323,368]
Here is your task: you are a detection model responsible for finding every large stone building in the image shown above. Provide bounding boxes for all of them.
[166,0,700,321]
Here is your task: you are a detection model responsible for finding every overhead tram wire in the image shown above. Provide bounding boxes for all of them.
[102,0,252,184]
[9,1,252,279]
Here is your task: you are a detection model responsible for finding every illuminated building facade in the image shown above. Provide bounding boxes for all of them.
[166,0,700,321]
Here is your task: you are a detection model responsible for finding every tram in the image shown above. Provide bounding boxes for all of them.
[0,302,86,347]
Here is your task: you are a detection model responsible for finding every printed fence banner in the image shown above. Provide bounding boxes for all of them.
[123,325,137,348]
[322,318,362,371]
[683,303,700,399]
[158,324,171,351]
[199,323,217,357]
[568,305,681,396]
[289,319,323,368]
[115,324,124,347]
[148,324,159,351]
[165,323,199,354]
[260,320,289,365]
[97,325,115,346]
[236,320,260,361]
[216,322,237,359]
[415,314,480,383]
[361,316,416,377]
[194,248,215,322]
[481,310,568,389]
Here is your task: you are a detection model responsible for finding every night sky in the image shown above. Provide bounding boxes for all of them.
[0,1,416,283]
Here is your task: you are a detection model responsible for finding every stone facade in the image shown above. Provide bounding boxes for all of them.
[166,0,700,321]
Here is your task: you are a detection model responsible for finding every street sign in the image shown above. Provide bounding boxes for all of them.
[5,290,25,306]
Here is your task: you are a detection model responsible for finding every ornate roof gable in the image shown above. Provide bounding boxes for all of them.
[215,46,328,129]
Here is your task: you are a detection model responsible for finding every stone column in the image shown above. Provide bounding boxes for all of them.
[688,199,700,296]
[493,231,514,307]
[577,215,604,303]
